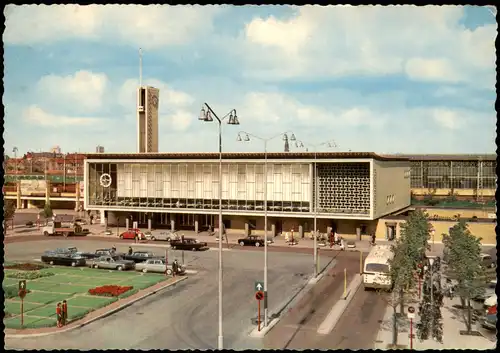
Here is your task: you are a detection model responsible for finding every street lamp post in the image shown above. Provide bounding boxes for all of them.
[294,140,338,278]
[199,103,240,350]
[428,257,435,340]
[237,131,296,328]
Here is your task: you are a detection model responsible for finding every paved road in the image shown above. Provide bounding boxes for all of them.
[5,239,333,350]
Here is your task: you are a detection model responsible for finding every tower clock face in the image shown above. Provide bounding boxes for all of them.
[151,95,159,108]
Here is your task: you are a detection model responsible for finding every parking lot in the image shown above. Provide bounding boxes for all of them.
[5,238,334,350]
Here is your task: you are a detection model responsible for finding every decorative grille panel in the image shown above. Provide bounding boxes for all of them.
[317,163,370,214]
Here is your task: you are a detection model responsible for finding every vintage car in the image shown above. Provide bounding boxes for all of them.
[87,256,135,271]
[77,248,124,259]
[50,246,79,254]
[122,251,159,263]
[119,228,146,240]
[170,238,208,251]
[41,251,87,267]
[145,230,179,242]
[480,253,496,269]
[237,235,266,247]
[135,258,186,275]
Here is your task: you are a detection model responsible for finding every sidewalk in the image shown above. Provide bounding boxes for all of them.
[373,294,495,350]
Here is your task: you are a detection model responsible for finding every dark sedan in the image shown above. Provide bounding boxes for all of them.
[78,248,124,259]
[122,251,159,263]
[170,238,208,251]
[41,251,86,267]
[238,235,265,247]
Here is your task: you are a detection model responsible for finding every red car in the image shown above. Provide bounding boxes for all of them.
[119,228,146,240]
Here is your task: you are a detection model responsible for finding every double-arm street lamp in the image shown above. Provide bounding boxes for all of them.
[294,139,338,278]
[237,131,296,327]
[199,103,240,350]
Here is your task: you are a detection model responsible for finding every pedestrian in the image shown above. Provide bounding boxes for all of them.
[172,259,178,277]
[56,302,62,328]
[62,300,68,326]
[290,228,295,243]
[208,225,213,236]
[181,234,185,243]
[340,238,345,251]
[90,214,94,225]
[371,233,376,245]
[128,246,133,255]
[112,245,117,253]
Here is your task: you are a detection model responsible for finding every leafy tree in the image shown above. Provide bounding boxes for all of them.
[417,260,444,342]
[442,220,484,335]
[40,203,53,219]
[4,199,16,221]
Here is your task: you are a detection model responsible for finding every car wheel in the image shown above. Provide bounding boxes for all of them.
[117,266,123,271]
[239,241,245,246]
[192,247,197,251]
[94,264,99,269]
[71,262,76,267]
[151,236,156,241]
[44,231,49,237]
[255,242,261,247]
[119,235,123,239]
[172,246,176,250]
[49,261,54,265]
[166,269,173,275]
[142,268,148,273]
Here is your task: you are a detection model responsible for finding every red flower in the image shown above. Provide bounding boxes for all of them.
[88,285,133,297]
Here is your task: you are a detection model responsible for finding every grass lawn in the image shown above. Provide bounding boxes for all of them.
[3,265,171,330]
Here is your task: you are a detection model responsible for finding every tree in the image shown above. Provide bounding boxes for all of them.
[40,203,53,219]
[417,260,444,342]
[442,220,485,335]
[4,200,16,235]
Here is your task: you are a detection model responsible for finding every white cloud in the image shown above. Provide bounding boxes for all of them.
[4,4,222,49]
[241,5,496,87]
[167,110,193,132]
[23,105,105,127]
[36,71,108,112]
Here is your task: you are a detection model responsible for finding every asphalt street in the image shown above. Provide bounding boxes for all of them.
[5,239,333,350]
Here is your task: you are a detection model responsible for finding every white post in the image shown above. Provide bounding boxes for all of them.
[217,122,224,350]
[264,141,269,327]
[313,151,318,277]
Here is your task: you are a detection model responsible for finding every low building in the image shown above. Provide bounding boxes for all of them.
[84,152,411,238]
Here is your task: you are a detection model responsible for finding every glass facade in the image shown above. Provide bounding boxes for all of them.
[409,160,497,190]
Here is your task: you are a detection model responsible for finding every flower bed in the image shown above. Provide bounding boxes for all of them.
[6,271,55,280]
[88,285,134,297]
[5,263,45,271]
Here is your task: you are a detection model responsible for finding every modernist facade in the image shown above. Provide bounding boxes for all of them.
[84,152,411,237]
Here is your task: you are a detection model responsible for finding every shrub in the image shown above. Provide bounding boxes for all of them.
[5,263,46,271]
[6,271,55,280]
[88,285,133,297]
[3,285,18,298]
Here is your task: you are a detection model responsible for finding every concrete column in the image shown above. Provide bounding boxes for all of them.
[148,218,152,231]
[125,218,130,230]
[133,221,138,229]
[356,227,361,241]
[45,180,51,205]
[16,181,22,209]
[194,220,199,233]
[299,225,304,239]
[245,222,250,236]
[75,183,80,211]
[171,219,175,232]
[271,224,276,237]
[100,210,106,225]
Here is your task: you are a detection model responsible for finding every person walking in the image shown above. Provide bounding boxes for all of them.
[339,237,345,251]
[128,246,133,255]
[56,302,63,328]
[62,300,68,326]
[172,259,179,277]
[371,232,376,245]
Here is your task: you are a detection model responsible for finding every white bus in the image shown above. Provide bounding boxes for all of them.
[363,245,394,290]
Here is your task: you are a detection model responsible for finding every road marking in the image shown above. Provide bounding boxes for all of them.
[185,270,198,274]
[208,248,231,252]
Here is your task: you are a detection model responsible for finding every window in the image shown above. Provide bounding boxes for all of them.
[365,263,390,273]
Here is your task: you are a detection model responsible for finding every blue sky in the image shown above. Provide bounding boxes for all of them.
[3,5,497,155]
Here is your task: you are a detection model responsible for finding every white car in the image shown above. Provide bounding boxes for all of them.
[135,258,186,275]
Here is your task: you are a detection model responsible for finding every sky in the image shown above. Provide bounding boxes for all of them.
[3,5,497,155]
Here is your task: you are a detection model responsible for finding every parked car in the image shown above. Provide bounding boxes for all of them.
[73,218,87,225]
[481,304,497,330]
[145,230,179,242]
[480,253,496,269]
[42,221,85,237]
[52,246,79,254]
[119,228,146,240]
[238,235,266,247]
[135,258,186,275]
[41,251,86,267]
[78,248,124,259]
[123,251,159,263]
[170,238,208,251]
[87,256,135,271]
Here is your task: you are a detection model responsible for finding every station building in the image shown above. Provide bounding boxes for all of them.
[84,152,411,239]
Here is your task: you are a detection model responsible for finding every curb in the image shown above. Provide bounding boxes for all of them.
[4,276,188,338]
[317,274,363,335]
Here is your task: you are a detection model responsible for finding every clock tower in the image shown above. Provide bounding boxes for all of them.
[137,86,160,153]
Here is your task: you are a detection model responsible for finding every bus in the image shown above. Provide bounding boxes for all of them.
[363,245,394,290]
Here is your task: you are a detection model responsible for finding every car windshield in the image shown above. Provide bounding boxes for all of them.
[365,263,390,273]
